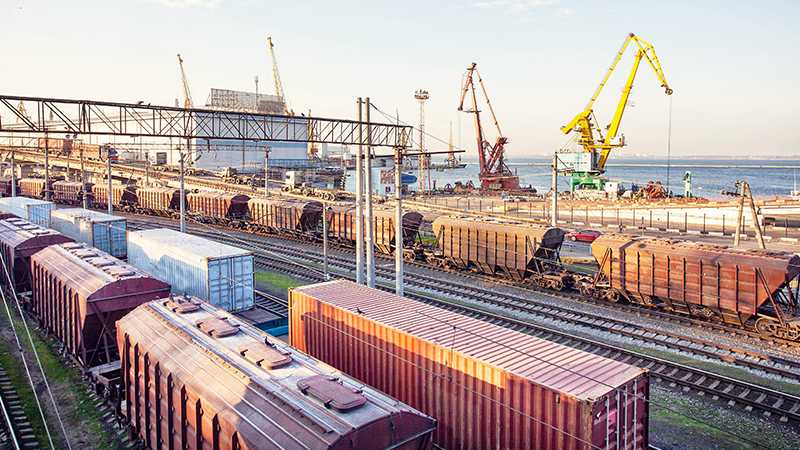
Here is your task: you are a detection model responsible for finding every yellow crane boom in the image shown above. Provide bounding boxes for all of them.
[562,33,672,173]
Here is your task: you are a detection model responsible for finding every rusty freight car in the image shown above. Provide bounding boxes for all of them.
[327,206,424,255]
[290,280,648,450]
[590,234,800,340]
[0,218,73,293]
[430,216,567,288]
[186,191,249,224]
[118,297,436,450]
[135,187,181,216]
[17,177,48,199]
[92,184,138,210]
[247,197,323,236]
[51,180,91,205]
[0,178,14,197]
[31,242,170,367]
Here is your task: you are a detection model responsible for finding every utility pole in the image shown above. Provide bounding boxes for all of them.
[355,98,364,284]
[394,147,404,296]
[322,206,329,280]
[179,148,186,233]
[551,153,558,227]
[365,97,376,288]
[264,145,270,197]
[44,132,51,201]
[10,145,16,197]
[106,147,112,215]
[80,139,88,209]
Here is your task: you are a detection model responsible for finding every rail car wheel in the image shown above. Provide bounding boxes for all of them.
[755,318,784,339]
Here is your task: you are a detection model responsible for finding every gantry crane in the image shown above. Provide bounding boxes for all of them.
[267,36,293,115]
[458,62,519,191]
[177,53,193,109]
[561,33,672,192]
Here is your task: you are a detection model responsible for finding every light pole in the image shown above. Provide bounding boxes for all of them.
[106,147,112,215]
[179,149,186,233]
[551,152,558,227]
[355,98,364,284]
[10,145,16,197]
[264,145,270,197]
[364,97,375,288]
[44,132,51,201]
[394,147,404,296]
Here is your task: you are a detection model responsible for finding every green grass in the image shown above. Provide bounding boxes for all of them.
[649,406,754,449]
[255,271,305,291]
[0,306,117,449]
[0,335,49,445]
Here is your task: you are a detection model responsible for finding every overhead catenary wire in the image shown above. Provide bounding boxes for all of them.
[162,212,779,449]
[0,252,69,450]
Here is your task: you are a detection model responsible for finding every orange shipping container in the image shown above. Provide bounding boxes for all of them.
[290,280,649,450]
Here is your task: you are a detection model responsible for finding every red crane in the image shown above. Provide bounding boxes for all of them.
[458,62,519,191]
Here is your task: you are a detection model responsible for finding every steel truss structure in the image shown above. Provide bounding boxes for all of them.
[0,95,411,147]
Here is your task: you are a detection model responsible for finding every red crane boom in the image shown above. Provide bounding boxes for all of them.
[457,62,519,191]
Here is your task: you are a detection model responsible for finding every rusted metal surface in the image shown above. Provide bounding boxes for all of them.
[31,242,170,367]
[0,218,73,292]
[136,187,181,214]
[592,234,800,326]
[291,280,648,450]
[118,297,436,450]
[327,206,424,254]
[17,178,47,199]
[431,215,565,280]
[186,192,250,221]
[247,198,323,234]
[92,184,138,209]
[0,178,14,197]
[51,180,90,205]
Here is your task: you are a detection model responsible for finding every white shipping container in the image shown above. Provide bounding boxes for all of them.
[0,197,54,227]
[50,208,127,258]
[127,228,254,311]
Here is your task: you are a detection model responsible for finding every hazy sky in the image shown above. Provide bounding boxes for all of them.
[1,0,798,158]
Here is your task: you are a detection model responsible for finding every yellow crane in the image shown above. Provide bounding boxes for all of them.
[267,36,293,115]
[561,33,672,192]
[177,53,193,109]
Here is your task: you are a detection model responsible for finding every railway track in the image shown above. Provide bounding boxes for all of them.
[121,210,799,349]
[252,252,800,426]
[130,219,800,379]
[125,216,800,422]
[0,366,39,449]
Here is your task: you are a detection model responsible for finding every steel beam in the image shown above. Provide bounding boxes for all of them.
[0,95,411,147]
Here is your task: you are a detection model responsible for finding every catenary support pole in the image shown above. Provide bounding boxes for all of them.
[10,146,16,197]
[365,97,376,288]
[323,206,329,280]
[106,148,112,214]
[355,98,364,284]
[179,150,186,233]
[80,143,87,209]
[264,145,270,197]
[394,147,404,296]
[551,152,558,227]
[44,133,50,201]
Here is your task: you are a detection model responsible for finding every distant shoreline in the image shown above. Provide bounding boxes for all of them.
[516,162,800,170]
